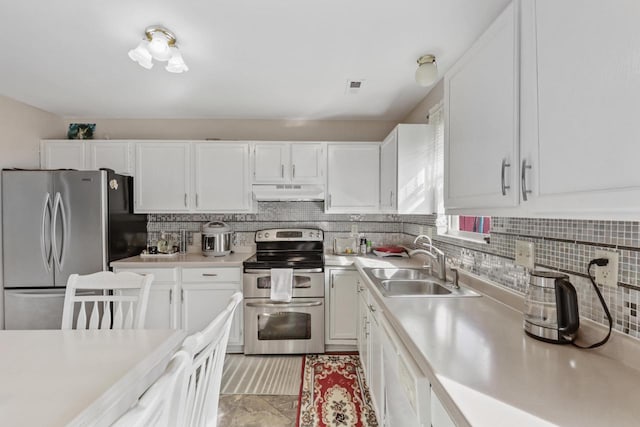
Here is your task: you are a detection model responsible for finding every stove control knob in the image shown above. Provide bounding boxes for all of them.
[257,232,263,239]
[265,232,270,238]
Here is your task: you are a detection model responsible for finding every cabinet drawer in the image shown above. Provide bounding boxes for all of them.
[182,267,241,283]
[114,267,178,283]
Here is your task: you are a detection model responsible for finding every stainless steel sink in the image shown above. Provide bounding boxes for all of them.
[381,280,452,296]
[362,267,480,298]
[368,268,432,280]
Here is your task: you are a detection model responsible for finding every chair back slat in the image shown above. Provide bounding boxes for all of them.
[61,271,154,330]
[89,301,100,329]
[100,301,111,329]
[77,302,87,330]
[177,292,242,427]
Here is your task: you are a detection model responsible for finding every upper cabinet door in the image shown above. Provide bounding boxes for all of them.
[41,141,86,170]
[290,143,325,184]
[193,142,251,212]
[380,131,398,212]
[444,1,519,210]
[253,143,289,183]
[134,142,191,213]
[87,141,134,175]
[326,144,380,213]
[520,0,640,218]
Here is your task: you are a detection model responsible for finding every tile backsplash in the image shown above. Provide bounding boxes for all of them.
[149,204,640,340]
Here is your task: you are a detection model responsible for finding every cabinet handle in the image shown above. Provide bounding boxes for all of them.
[501,159,511,196]
[195,193,199,207]
[521,159,532,201]
[389,190,393,206]
[181,289,184,303]
[292,164,296,178]
[328,194,332,208]
[184,193,187,207]
[281,164,284,178]
[202,273,218,277]
[368,304,376,313]
[169,289,172,304]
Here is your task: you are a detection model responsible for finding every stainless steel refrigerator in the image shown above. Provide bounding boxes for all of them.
[1,169,147,329]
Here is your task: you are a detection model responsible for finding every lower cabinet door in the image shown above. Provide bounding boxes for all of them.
[328,269,359,343]
[357,290,370,375]
[145,284,179,329]
[368,308,384,424]
[181,283,242,346]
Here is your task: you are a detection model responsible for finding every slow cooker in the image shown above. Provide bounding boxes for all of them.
[201,221,233,257]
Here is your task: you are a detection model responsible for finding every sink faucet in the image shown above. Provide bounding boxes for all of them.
[408,244,446,281]
[413,234,433,249]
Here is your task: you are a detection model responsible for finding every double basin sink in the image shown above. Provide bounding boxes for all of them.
[363,267,479,298]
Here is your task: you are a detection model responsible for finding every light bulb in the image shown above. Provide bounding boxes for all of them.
[128,40,153,69]
[415,55,438,87]
[166,47,189,73]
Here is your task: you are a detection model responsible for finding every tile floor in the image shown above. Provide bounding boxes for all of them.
[217,394,299,427]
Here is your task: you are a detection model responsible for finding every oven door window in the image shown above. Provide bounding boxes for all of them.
[257,311,312,340]
[256,276,311,289]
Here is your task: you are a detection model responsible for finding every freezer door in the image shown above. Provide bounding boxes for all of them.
[4,289,66,329]
[2,171,54,287]
[52,171,108,286]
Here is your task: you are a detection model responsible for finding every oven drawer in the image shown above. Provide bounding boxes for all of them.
[182,267,241,283]
[244,298,325,354]
[243,272,324,298]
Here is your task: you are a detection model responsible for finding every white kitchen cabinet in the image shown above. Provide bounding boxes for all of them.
[134,142,191,213]
[326,143,380,213]
[430,389,455,427]
[113,265,243,352]
[326,268,358,345]
[368,297,384,425]
[40,140,86,170]
[253,142,325,184]
[357,283,369,375]
[87,141,134,175]
[181,267,243,348]
[193,142,252,212]
[444,1,519,210]
[380,124,434,214]
[518,0,640,218]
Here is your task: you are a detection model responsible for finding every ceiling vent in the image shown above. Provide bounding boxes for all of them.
[345,79,366,95]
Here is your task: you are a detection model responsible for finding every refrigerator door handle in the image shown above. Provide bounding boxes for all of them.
[51,192,64,271]
[40,193,52,272]
[58,194,68,270]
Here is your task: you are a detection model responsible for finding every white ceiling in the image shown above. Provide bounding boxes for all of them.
[0,0,510,120]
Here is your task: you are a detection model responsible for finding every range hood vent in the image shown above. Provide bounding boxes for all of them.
[252,184,325,201]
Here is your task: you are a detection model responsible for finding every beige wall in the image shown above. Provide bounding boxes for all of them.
[62,118,398,142]
[402,79,444,123]
[0,95,64,327]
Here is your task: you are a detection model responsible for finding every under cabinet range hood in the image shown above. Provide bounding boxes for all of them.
[252,184,325,201]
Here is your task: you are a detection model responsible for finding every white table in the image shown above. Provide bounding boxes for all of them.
[0,329,185,427]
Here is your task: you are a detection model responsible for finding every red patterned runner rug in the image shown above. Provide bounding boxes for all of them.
[296,354,378,427]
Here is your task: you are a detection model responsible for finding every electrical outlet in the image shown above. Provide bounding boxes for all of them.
[426,227,433,239]
[351,224,358,234]
[418,225,424,235]
[595,250,619,287]
[515,240,535,269]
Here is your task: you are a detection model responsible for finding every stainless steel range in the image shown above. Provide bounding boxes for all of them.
[243,228,325,355]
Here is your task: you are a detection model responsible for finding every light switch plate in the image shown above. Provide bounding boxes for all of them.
[515,240,535,269]
[595,250,619,287]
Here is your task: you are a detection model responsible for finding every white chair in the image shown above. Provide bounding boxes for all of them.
[61,271,154,330]
[111,350,191,427]
[180,292,243,427]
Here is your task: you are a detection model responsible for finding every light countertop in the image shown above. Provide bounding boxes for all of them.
[353,256,640,427]
[111,252,253,268]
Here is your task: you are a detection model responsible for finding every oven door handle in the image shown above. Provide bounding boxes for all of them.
[246,301,322,308]
[244,268,324,274]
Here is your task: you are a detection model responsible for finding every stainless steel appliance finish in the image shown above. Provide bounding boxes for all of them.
[524,270,580,344]
[243,228,325,354]
[1,169,147,329]
[201,221,233,257]
[362,268,479,298]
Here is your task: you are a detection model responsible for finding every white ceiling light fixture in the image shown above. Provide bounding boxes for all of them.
[415,54,438,86]
[128,26,189,73]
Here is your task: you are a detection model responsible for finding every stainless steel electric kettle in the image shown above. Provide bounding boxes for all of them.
[524,270,580,344]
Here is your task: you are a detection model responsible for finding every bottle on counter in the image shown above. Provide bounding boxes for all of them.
[360,238,367,255]
[367,240,373,253]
